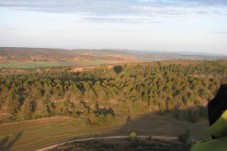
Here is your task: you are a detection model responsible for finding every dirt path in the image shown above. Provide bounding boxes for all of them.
[36,135,177,151]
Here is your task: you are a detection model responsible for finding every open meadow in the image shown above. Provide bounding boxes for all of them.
[0,113,210,151]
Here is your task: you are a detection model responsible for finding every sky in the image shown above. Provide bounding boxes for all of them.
[0,0,227,55]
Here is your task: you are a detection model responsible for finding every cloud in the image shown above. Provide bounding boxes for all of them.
[0,0,227,23]
[0,0,226,13]
[82,17,143,24]
[3,27,22,30]
[79,16,162,24]
[210,31,227,34]
[188,0,227,5]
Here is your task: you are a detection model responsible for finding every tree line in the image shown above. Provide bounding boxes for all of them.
[0,60,226,124]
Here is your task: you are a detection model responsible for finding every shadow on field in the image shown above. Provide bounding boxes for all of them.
[67,106,209,142]
[113,65,123,74]
[0,132,22,151]
[52,111,205,151]
[108,111,209,140]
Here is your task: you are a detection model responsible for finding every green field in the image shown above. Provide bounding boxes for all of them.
[0,60,61,69]
[0,113,210,151]
[0,59,121,69]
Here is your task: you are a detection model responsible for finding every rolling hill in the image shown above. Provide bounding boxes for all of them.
[0,47,226,69]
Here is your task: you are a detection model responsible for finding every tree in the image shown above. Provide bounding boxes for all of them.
[106,113,114,124]
[5,89,20,116]
[21,99,34,119]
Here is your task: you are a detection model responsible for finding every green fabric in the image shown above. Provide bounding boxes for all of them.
[191,136,227,151]
[208,110,227,138]
[191,110,227,151]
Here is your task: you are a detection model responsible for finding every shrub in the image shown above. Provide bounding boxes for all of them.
[128,131,137,140]
[88,114,97,125]
[178,129,191,143]
[106,113,114,124]
[88,113,115,126]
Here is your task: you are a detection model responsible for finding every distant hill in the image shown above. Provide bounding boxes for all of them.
[0,47,226,68]
[0,47,135,68]
[121,50,227,61]
[0,47,135,61]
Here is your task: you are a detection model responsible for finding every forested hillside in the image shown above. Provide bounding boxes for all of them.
[0,60,227,124]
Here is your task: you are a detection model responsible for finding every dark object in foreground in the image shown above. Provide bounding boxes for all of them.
[208,84,227,138]
[191,84,227,151]
[50,139,191,151]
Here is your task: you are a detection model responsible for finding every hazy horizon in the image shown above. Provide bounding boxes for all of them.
[0,0,227,55]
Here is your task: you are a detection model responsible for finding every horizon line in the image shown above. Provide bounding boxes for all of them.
[0,46,227,56]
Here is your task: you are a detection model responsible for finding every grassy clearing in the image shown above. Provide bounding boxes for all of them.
[0,60,61,68]
[0,59,120,69]
[0,113,210,151]
[114,113,210,140]
[88,59,120,65]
